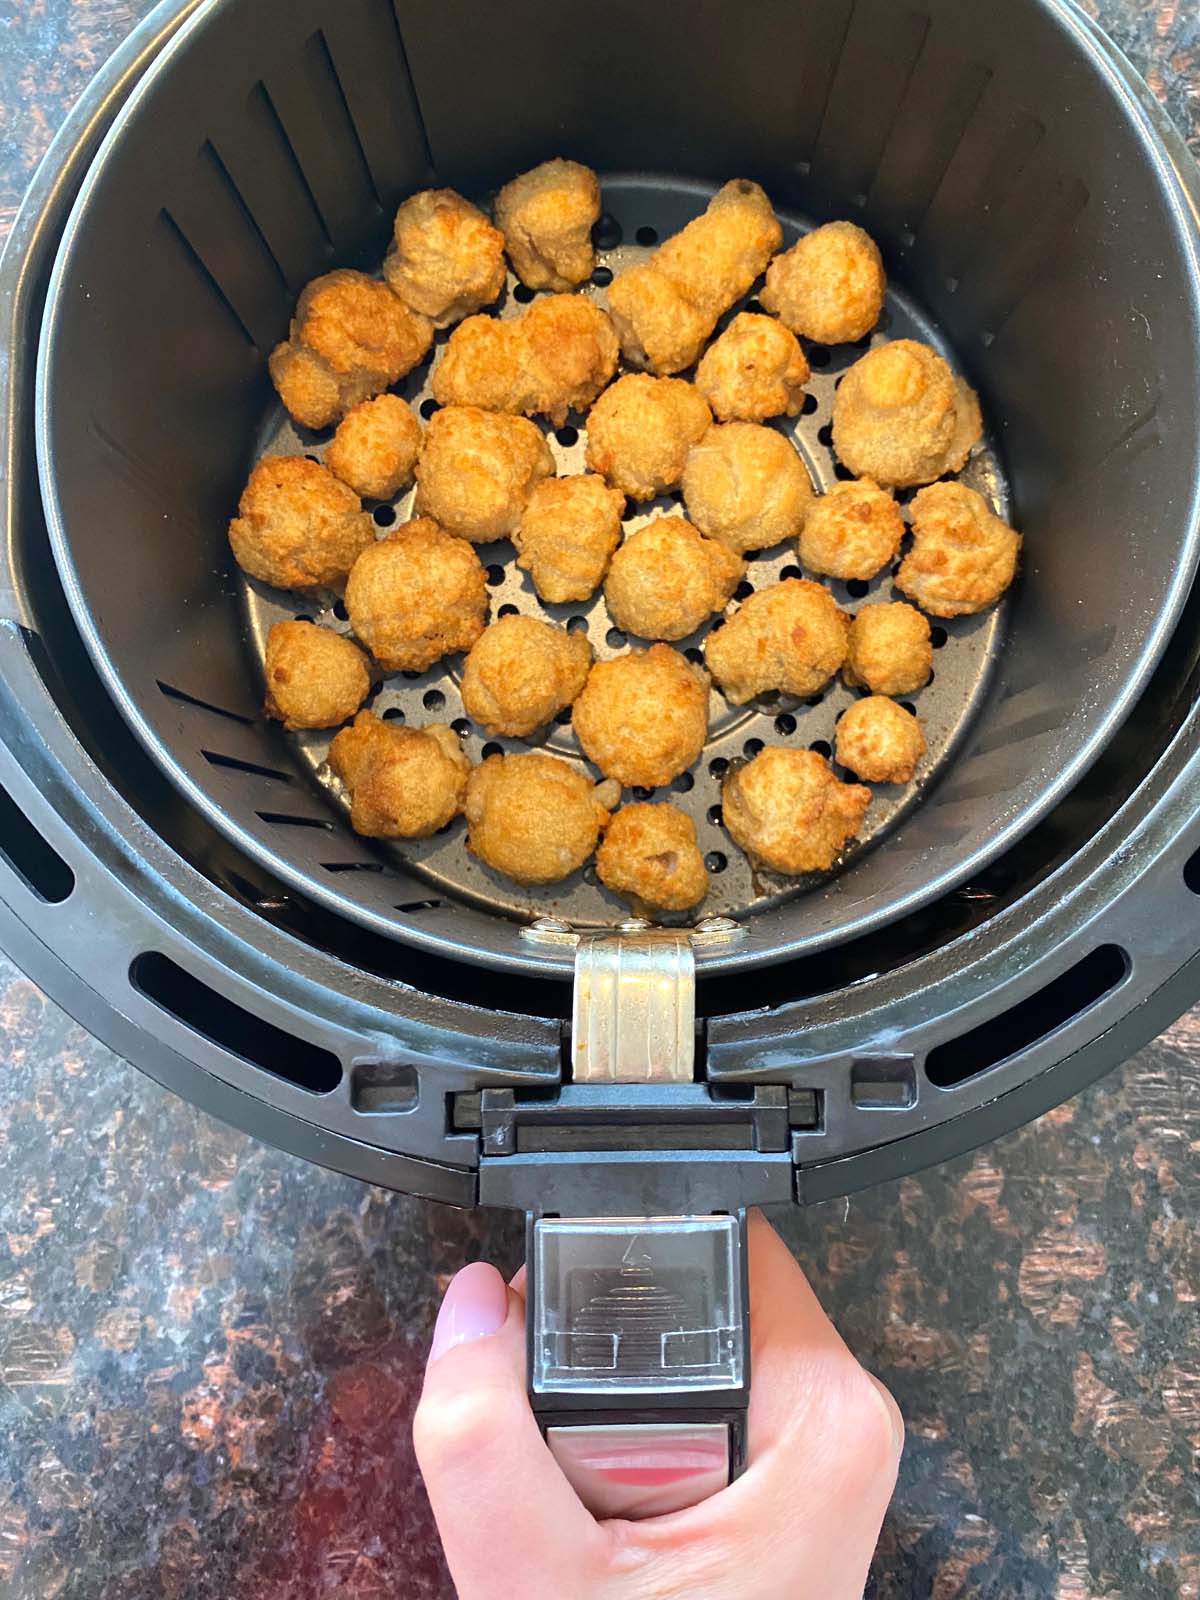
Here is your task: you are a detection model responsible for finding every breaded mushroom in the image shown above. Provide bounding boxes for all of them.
[268,270,433,430]
[604,517,744,642]
[573,645,710,789]
[344,517,487,672]
[836,696,926,784]
[460,614,593,737]
[760,221,885,345]
[898,482,1020,617]
[228,456,374,589]
[608,180,783,373]
[722,747,870,875]
[432,295,618,426]
[682,422,814,554]
[465,751,615,885]
[414,406,554,541]
[585,374,711,500]
[705,578,848,705]
[325,394,421,501]
[329,711,469,839]
[263,621,371,730]
[513,474,625,603]
[495,159,601,291]
[694,313,810,422]
[596,802,709,912]
[798,479,904,581]
[844,603,933,696]
[832,340,982,488]
[383,189,506,327]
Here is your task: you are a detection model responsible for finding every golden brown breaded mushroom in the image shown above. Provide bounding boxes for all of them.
[760,221,886,345]
[460,614,593,738]
[465,751,615,885]
[898,482,1021,618]
[268,270,433,430]
[325,394,422,501]
[344,517,487,673]
[835,695,926,784]
[798,479,904,581]
[572,645,710,789]
[694,313,810,422]
[596,802,709,912]
[329,711,469,839]
[607,181,783,373]
[585,374,711,501]
[513,474,625,603]
[604,516,744,642]
[705,578,848,705]
[495,159,601,291]
[682,423,814,554]
[844,602,933,697]
[228,456,375,590]
[414,405,554,542]
[722,747,870,875]
[432,295,618,426]
[831,339,982,488]
[263,621,371,730]
[383,189,507,327]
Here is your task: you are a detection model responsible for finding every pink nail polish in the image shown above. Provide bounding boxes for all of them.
[427,1261,509,1364]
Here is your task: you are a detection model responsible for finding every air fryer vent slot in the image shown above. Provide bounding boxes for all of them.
[0,781,74,905]
[203,750,294,783]
[157,680,254,726]
[131,951,341,1093]
[350,1060,418,1112]
[925,944,1128,1088]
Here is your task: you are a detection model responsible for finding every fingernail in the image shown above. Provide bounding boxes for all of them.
[867,1375,905,1459]
[428,1262,509,1365]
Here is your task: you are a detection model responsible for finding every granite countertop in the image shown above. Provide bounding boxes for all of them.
[1,3,1199,1596]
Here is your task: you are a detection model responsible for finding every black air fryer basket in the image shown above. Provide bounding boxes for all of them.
[4,0,1200,1479]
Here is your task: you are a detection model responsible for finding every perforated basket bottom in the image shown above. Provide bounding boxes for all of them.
[241,175,1010,926]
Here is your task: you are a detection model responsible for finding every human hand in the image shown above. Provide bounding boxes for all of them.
[414,1209,903,1599]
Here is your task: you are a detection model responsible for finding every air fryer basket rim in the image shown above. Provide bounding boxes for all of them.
[31,0,1200,979]
[3,0,1200,1210]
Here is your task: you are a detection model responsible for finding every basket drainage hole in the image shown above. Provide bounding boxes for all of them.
[734,581,754,601]
[373,505,396,527]
[592,215,623,250]
[930,626,948,648]
[632,786,655,801]
[775,714,797,736]
[705,851,727,873]
[482,742,504,760]
[809,739,832,758]
[382,706,405,722]
[899,701,917,717]
[685,648,704,665]
[513,282,536,303]
[707,804,723,826]
[420,398,440,420]
[294,614,314,624]
[333,598,349,621]
[708,757,729,778]
[0,779,74,904]
[780,565,803,581]
[801,393,819,416]
[486,564,506,586]
[566,615,589,634]
[817,422,834,447]
[555,425,579,448]
[591,265,613,287]
[606,627,627,649]
[846,579,869,599]
[743,738,764,759]
[672,771,695,793]
[423,689,446,712]
[808,345,831,368]
[635,225,658,246]
[451,718,471,736]
[498,603,520,618]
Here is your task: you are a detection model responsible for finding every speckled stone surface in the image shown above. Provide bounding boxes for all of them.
[1,3,1199,1596]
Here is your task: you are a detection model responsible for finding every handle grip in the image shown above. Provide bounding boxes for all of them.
[527,1212,750,1519]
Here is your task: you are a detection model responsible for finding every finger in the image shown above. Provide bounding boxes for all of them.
[413,1263,602,1598]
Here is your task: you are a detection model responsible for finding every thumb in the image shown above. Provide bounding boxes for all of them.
[413,1262,601,1595]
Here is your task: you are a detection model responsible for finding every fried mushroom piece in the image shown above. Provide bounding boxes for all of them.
[682,423,814,554]
[604,517,744,642]
[228,456,374,589]
[513,474,625,603]
[705,578,848,705]
[596,802,709,912]
[760,221,885,344]
[263,621,371,730]
[328,711,469,839]
[898,482,1021,617]
[572,645,710,789]
[460,614,593,738]
[414,406,555,541]
[694,313,810,422]
[432,295,618,426]
[722,747,870,875]
[465,751,615,885]
[494,159,601,291]
[832,339,982,488]
[585,374,711,501]
[798,479,904,581]
[344,517,487,672]
[835,695,926,784]
[325,394,422,501]
[844,602,933,696]
[268,270,433,430]
[607,180,783,374]
[383,189,507,327]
